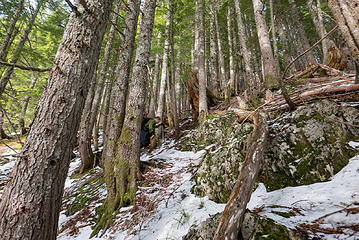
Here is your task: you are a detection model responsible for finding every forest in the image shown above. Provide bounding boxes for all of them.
[0,0,359,239]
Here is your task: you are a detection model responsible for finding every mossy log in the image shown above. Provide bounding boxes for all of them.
[187,69,219,120]
[213,112,268,240]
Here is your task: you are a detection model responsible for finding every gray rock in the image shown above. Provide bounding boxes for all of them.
[190,100,358,203]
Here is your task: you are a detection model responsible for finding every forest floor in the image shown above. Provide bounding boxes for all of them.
[56,133,225,240]
[1,130,359,239]
[0,75,359,239]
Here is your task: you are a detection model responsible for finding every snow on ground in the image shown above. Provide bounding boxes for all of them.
[58,140,225,240]
[248,142,359,240]
[2,134,359,239]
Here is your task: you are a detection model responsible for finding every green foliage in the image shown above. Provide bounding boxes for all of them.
[0,1,67,134]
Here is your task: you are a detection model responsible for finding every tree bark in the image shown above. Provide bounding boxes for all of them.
[169,3,180,136]
[19,73,38,135]
[102,0,140,171]
[225,6,235,102]
[234,0,257,94]
[78,73,97,173]
[288,0,317,66]
[149,34,162,118]
[214,112,268,240]
[209,3,220,96]
[0,1,41,96]
[0,0,25,61]
[328,0,359,65]
[79,0,121,173]
[0,0,113,238]
[253,0,280,89]
[96,0,156,235]
[269,0,280,72]
[156,0,171,131]
[196,0,208,122]
[213,0,227,92]
[307,0,329,65]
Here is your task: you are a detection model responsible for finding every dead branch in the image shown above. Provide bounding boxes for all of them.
[0,61,52,72]
[314,207,359,223]
[283,25,339,80]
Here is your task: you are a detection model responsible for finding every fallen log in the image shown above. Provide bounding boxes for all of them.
[214,112,268,240]
[299,83,359,98]
[297,75,353,84]
[268,82,359,108]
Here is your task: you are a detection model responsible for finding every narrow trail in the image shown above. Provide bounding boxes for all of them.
[57,138,225,240]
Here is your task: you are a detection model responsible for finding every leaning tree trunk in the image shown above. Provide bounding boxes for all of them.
[0,1,41,96]
[253,0,280,89]
[196,0,208,122]
[79,0,121,173]
[328,0,359,65]
[0,0,25,61]
[0,0,113,239]
[95,0,156,236]
[19,73,38,135]
[234,0,257,94]
[102,0,140,171]
[214,112,268,239]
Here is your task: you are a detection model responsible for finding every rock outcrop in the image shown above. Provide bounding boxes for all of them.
[184,100,358,203]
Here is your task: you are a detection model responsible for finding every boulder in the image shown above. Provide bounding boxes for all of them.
[189,100,358,203]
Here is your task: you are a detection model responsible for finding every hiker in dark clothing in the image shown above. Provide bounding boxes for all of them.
[140,116,161,148]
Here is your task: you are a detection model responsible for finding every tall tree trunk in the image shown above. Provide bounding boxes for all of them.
[214,112,268,239]
[328,0,359,64]
[19,73,38,135]
[97,0,156,235]
[234,0,257,94]
[209,3,220,96]
[102,0,140,171]
[102,66,116,147]
[0,1,41,96]
[78,73,97,173]
[79,0,121,173]
[213,0,227,93]
[0,0,113,238]
[148,34,162,118]
[288,0,317,66]
[253,0,280,89]
[175,50,182,117]
[225,6,235,102]
[0,0,25,61]
[156,0,171,135]
[169,2,180,136]
[276,17,291,69]
[269,0,280,71]
[307,0,329,65]
[196,0,208,121]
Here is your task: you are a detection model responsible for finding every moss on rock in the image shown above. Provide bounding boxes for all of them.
[191,100,359,202]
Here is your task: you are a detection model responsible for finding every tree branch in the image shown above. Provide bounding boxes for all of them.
[64,0,81,16]
[0,61,52,72]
